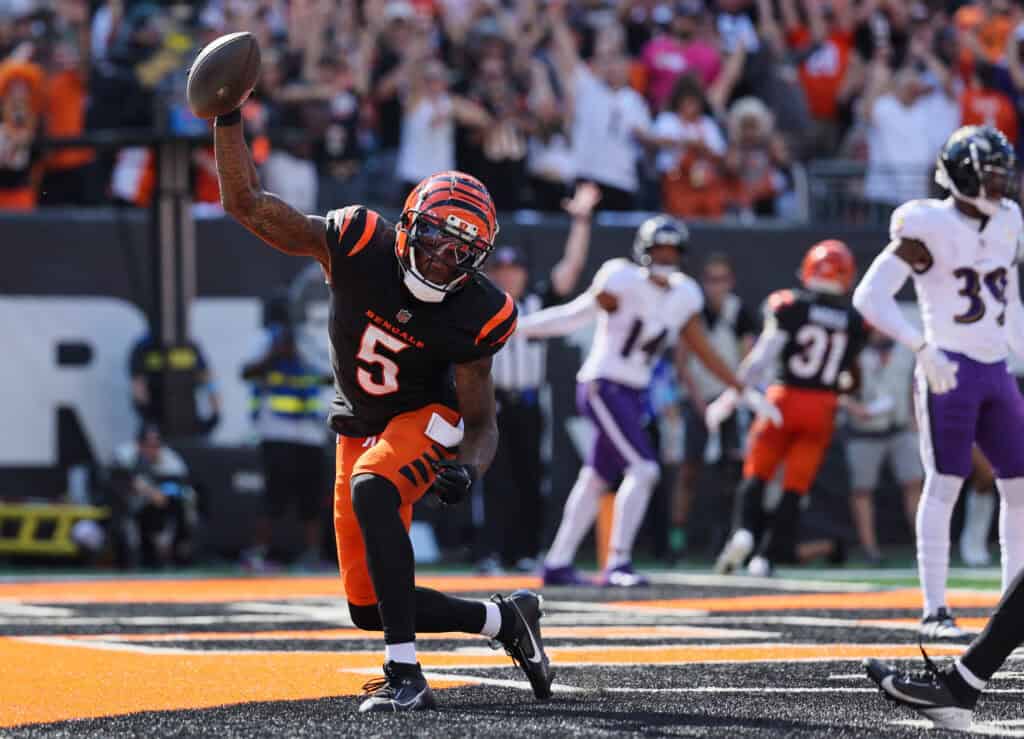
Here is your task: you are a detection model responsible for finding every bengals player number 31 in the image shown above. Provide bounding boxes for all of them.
[206,64,554,712]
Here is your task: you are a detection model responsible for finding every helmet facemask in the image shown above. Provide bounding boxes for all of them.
[399,210,495,303]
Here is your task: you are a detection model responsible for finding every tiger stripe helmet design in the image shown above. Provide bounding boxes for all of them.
[396,171,499,303]
[800,239,856,295]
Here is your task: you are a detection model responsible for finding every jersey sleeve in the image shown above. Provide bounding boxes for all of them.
[889,200,937,245]
[590,258,633,296]
[325,205,383,260]
[673,276,705,328]
[458,291,519,363]
[764,289,802,333]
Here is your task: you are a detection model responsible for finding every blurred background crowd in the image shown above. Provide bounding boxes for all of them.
[2,0,1024,221]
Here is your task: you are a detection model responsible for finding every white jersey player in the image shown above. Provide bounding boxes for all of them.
[853,125,1024,638]
[517,215,771,587]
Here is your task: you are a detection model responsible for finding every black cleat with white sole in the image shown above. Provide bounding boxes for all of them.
[491,589,554,699]
[863,652,977,731]
[358,661,437,713]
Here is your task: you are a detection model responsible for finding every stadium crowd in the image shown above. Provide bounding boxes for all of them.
[0,0,1022,218]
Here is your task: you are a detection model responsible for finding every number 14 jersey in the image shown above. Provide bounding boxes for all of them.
[578,258,704,389]
[890,197,1024,363]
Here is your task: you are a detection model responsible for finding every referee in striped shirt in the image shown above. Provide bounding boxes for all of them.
[478,183,600,573]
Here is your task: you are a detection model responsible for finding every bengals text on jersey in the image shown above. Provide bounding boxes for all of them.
[323,205,517,439]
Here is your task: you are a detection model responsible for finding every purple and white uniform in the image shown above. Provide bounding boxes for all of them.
[573,259,703,482]
[891,198,1024,478]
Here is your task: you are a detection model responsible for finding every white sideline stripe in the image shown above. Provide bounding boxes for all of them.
[0,614,316,627]
[586,382,644,465]
[647,573,877,592]
[422,671,584,694]
[891,719,1024,737]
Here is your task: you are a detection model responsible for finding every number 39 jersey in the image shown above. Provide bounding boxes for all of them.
[578,258,703,389]
[891,197,1024,363]
[769,288,868,392]
[323,206,517,437]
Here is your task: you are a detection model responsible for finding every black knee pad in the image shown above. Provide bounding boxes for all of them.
[348,602,383,631]
[350,473,401,527]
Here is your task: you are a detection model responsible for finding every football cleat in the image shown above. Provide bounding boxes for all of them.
[864,652,976,731]
[746,555,774,577]
[358,661,437,713]
[541,564,592,586]
[599,562,650,587]
[920,607,966,640]
[714,528,754,575]
[490,590,554,699]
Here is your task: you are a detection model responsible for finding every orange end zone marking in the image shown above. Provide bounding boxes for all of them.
[0,637,471,729]
[613,589,1000,613]
[0,574,540,604]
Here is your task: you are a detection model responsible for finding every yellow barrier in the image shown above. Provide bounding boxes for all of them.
[0,503,109,556]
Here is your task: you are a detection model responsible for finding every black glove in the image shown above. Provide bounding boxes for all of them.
[429,459,477,506]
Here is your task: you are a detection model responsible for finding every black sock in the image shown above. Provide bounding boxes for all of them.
[413,587,487,634]
[962,565,1024,683]
[760,490,801,563]
[942,665,981,708]
[348,590,487,635]
[351,474,416,645]
[738,477,767,539]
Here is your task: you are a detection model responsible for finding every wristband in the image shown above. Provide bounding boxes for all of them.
[215,109,242,126]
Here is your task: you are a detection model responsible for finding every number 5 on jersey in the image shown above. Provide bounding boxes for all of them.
[356,324,410,395]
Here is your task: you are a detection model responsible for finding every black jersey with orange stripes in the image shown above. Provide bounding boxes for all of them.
[323,205,517,437]
[768,287,868,393]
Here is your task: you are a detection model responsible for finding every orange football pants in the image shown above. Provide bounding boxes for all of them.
[743,385,838,494]
[333,403,459,606]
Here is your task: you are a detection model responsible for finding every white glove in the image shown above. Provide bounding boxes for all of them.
[704,388,739,432]
[742,388,783,427]
[916,344,958,395]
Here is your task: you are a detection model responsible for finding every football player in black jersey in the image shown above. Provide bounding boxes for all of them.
[709,240,868,576]
[214,108,553,711]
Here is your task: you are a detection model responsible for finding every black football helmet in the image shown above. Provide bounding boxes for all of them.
[935,125,1017,215]
[632,215,689,266]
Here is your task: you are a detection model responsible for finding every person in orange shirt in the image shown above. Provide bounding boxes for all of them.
[40,2,96,206]
[960,62,1019,145]
[782,0,857,157]
[0,59,46,210]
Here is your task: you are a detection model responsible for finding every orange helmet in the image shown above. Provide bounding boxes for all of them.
[800,239,856,295]
[395,171,499,302]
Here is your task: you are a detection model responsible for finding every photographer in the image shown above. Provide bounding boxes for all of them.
[108,424,199,569]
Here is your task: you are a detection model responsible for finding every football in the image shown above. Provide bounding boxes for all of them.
[186,31,261,119]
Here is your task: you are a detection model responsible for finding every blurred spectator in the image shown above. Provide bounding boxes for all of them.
[672,253,756,561]
[108,423,199,569]
[638,0,721,112]
[859,31,958,215]
[644,73,728,219]
[40,0,96,206]
[240,294,330,572]
[961,59,1018,145]
[724,95,791,218]
[395,58,489,195]
[524,60,574,211]
[477,182,598,574]
[714,0,811,146]
[0,55,44,209]
[551,6,651,210]
[129,332,221,438]
[460,47,530,209]
[843,329,922,565]
[782,0,858,157]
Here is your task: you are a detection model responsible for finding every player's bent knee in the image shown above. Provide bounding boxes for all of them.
[350,473,402,526]
[348,602,383,631]
[627,460,660,485]
[924,472,963,505]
